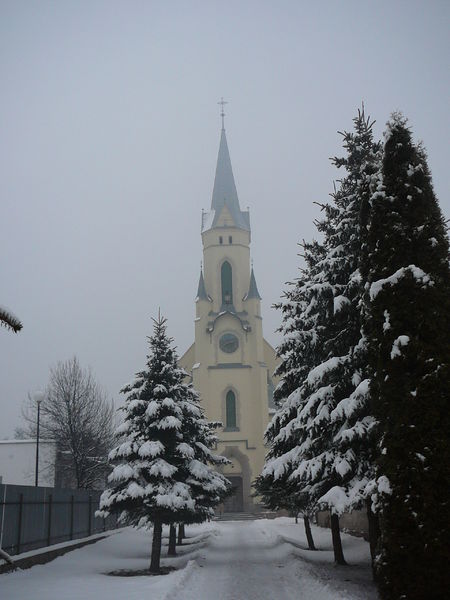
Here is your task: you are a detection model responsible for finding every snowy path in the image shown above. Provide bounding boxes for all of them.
[0,518,377,600]
[172,521,338,600]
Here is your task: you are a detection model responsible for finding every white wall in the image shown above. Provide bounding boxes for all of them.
[0,440,56,486]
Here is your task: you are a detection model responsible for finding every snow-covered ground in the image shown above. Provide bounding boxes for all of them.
[1,518,378,600]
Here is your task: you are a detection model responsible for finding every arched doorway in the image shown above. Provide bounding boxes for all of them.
[223,476,244,512]
[220,449,251,512]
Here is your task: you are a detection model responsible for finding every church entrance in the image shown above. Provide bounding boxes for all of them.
[223,476,244,512]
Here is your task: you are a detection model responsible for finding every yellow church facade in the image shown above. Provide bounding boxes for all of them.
[180,123,278,512]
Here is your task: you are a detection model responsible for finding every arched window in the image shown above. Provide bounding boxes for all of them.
[226,390,237,429]
[221,261,233,306]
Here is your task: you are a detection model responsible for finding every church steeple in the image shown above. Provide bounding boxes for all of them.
[180,111,280,515]
[202,121,250,233]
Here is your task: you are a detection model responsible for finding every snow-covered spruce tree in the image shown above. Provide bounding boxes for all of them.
[363,114,450,600]
[287,110,381,563]
[272,239,328,406]
[255,238,329,551]
[316,109,382,558]
[98,314,230,573]
[260,109,381,565]
[166,385,231,555]
[0,306,22,332]
[168,383,231,553]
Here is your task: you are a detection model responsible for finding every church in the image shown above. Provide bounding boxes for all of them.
[179,112,279,512]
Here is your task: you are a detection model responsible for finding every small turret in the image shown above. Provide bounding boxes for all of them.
[243,267,262,301]
[196,269,210,302]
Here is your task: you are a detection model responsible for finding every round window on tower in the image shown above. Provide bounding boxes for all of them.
[219,333,239,354]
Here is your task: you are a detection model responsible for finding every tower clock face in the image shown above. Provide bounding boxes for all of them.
[219,333,239,353]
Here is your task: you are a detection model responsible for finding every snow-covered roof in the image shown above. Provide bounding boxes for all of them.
[202,128,250,233]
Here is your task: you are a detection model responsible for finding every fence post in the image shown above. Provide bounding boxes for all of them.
[70,495,74,540]
[0,485,7,549]
[17,493,23,554]
[47,494,53,547]
[88,495,92,536]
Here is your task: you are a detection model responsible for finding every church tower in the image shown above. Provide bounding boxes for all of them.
[180,115,278,512]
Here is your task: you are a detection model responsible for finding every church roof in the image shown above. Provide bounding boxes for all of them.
[196,269,209,301]
[244,268,262,300]
[202,128,250,233]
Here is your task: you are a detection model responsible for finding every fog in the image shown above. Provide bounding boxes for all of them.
[1,1,449,437]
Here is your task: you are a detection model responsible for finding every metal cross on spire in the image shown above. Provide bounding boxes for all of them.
[218,97,228,130]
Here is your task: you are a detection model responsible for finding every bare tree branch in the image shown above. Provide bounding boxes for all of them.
[17,356,115,489]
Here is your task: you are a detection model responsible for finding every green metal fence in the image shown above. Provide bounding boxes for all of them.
[0,484,117,556]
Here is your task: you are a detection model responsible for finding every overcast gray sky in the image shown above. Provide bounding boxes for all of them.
[1,1,449,438]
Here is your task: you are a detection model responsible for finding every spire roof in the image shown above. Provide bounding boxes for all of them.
[202,127,250,233]
[244,268,262,301]
[211,129,240,214]
[196,269,209,301]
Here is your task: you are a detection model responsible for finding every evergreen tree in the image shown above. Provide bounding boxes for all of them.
[98,314,230,573]
[172,383,232,546]
[364,114,450,599]
[0,305,22,332]
[317,110,382,557]
[255,238,329,548]
[259,109,381,564]
[299,109,380,513]
[166,386,231,554]
[271,239,327,405]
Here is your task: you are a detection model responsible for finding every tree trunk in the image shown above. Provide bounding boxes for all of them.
[177,522,185,545]
[149,518,163,573]
[304,515,316,550]
[330,512,347,565]
[366,498,380,564]
[295,512,298,524]
[168,524,177,556]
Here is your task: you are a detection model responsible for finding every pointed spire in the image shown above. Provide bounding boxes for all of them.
[202,117,250,234]
[196,269,209,301]
[244,268,262,301]
[211,129,240,213]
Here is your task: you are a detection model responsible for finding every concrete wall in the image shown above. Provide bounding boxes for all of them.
[0,440,56,487]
